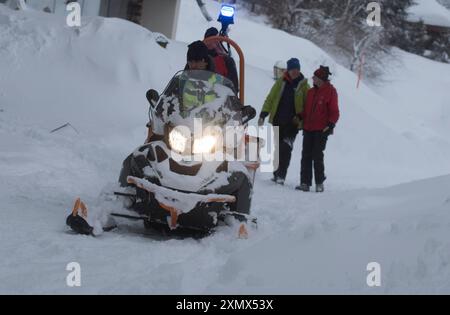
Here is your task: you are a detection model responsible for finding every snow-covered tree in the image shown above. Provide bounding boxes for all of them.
[197,0,213,22]
[239,0,449,75]
[437,0,450,9]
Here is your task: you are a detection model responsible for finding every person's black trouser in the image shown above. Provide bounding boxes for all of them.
[301,131,329,186]
[274,124,299,180]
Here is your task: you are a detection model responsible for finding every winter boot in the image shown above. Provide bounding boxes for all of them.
[276,178,285,186]
[66,214,93,235]
[295,184,310,192]
[66,198,94,235]
[316,184,325,193]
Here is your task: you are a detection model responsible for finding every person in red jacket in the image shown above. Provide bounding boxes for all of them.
[204,27,239,93]
[296,66,340,193]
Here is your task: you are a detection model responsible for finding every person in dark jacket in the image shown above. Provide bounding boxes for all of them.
[162,41,223,112]
[203,27,239,93]
[296,66,340,193]
[259,58,310,185]
[185,40,216,72]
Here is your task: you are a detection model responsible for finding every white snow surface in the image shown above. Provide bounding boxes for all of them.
[407,0,450,27]
[1,1,450,294]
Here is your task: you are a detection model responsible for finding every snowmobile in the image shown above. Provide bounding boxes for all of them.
[67,36,263,237]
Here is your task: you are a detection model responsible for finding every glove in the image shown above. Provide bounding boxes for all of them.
[323,122,336,136]
[258,112,268,126]
[292,115,302,128]
[242,105,257,124]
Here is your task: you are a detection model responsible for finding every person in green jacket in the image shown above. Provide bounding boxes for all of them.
[258,58,310,185]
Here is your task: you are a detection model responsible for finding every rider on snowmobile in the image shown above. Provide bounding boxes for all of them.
[183,41,223,111]
[120,41,255,232]
[185,40,215,72]
[66,41,257,236]
[165,41,238,118]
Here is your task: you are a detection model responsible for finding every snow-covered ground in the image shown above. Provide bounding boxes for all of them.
[1,1,450,294]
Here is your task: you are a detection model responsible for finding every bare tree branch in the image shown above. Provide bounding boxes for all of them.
[196,0,213,22]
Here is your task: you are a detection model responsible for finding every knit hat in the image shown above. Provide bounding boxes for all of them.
[314,65,332,81]
[287,58,301,71]
[187,41,209,62]
[204,27,219,39]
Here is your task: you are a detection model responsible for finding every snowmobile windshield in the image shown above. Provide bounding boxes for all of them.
[177,70,237,111]
[155,70,242,126]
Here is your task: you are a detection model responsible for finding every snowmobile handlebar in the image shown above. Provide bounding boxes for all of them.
[203,36,245,105]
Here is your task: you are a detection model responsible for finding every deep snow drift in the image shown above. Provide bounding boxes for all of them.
[0,2,450,294]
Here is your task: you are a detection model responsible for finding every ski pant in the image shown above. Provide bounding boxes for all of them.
[301,130,329,186]
[213,172,252,214]
[273,124,299,180]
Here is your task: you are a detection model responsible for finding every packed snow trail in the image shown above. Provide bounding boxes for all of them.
[1,115,450,293]
[1,4,450,294]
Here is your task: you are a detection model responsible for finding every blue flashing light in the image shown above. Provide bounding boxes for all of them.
[220,5,235,18]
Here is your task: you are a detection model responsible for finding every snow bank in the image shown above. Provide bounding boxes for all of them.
[0,4,184,137]
[221,175,450,294]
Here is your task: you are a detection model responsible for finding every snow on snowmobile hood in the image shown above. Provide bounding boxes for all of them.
[151,70,242,134]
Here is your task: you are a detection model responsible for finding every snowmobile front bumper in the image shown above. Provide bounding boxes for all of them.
[118,148,254,233]
[127,176,239,232]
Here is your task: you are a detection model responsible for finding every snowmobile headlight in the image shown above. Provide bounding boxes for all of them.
[193,135,217,154]
[169,128,189,154]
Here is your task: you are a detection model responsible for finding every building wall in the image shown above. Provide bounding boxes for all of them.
[99,0,180,39]
[140,0,180,39]
[99,0,129,19]
[2,0,101,16]
[1,0,180,39]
